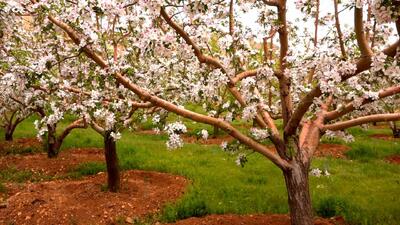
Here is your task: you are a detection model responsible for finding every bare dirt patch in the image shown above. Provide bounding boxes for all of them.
[371,125,389,129]
[257,144,350,159]
[182,135,235,146]
[385,155,400,165]
[0,138,42,155]
[369,134,399,141]
[163,214,345,225]
[136,129,160,135]
[136,129,236,146]
[0,170,188,225]
[0,148,104,176]
[314,144,350,159]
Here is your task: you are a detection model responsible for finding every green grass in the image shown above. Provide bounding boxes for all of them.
[0,182,6,193]
[67,162,106,178]
[0,166,55,184]
[0,118,399,225]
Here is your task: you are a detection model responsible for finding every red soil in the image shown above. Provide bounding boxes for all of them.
[371,125,389,129]
[0,138,42,155]
[386,155,400,164]
[0,148,104,176]
[164,214,346,225]
[136,129,236,146]
[370,134,399,141]
[314,144,351,159]
[182,135,235,145]
[0,170,187,225]
[260,144,350,159]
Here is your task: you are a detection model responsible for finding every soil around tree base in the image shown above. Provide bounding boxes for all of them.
[164,214,345,225]
[0,170,187,225]
[0,147,104,176]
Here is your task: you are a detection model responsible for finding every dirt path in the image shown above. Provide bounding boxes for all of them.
[163,214,345,225]
[0,170,188,225]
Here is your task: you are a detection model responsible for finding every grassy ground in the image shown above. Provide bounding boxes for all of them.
[0,117,399,225]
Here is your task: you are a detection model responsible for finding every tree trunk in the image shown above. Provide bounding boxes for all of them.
[5,130,13,141]
[46,124,59,158]
[393,129,400,138]
[389,121,400,138]
[283,161,313,225]
[213,125,219,138]
[5,123,17,141]
[104,131,120,192]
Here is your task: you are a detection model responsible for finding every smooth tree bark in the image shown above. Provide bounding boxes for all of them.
[104,130,120,192]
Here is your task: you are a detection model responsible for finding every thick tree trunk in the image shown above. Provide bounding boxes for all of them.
[46,124,59,158]
[104,131,120,192]
[283,162,313,225]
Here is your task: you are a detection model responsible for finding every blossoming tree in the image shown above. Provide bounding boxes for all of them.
[0,73,32,141]
[2,0,400,224]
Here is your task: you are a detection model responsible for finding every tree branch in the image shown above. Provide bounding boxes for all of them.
[91,121,106,136]
[232,69,257,84]
[262,0,280,7]
[229,0,234,36]
[160,6,282,138]
[325,85,400,121]
[323,113,400,131]
[160,7,227,73]
[57,118,87,146]
[276,0,293,129]
[333,0,347,59]
[285,40,400,137]
[354,6,373,57]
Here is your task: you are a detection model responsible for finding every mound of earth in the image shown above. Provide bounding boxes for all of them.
[164,214,345,225]
[370,134,399,141]
[0,170,187,225]
[0,148,104,176]
[0,138,42,155]
[386,155,400,164]
[314,144,350,159]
